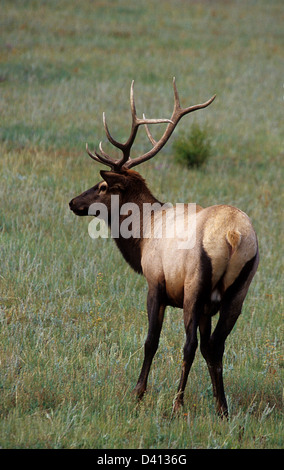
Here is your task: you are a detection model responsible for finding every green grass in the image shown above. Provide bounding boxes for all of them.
[0,0,283,449]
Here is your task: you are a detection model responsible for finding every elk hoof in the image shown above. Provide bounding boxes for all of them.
[172,397,184,415]
[217,404,229,420]
[132,384,146,400]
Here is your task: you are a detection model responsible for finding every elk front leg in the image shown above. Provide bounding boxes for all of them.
[133,284,166,400]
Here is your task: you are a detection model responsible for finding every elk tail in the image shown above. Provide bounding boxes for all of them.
[226,229,242,258]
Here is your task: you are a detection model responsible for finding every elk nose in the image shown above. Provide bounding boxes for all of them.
[69,199,74,210]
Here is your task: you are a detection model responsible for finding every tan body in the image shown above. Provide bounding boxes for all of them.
[69,79,259,417]
[142,204,257,309]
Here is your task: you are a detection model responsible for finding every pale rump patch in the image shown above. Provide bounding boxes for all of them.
[202,205,257,291]
[222,233,257,291]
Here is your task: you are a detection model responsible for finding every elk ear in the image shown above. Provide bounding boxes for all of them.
[100,170,128,190]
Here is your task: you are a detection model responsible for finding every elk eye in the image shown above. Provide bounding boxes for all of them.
[100,184,108,192]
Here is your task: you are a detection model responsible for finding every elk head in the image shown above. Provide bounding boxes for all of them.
[69,78,216,218]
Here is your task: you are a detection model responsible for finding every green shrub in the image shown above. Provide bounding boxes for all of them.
[173,122,212,168]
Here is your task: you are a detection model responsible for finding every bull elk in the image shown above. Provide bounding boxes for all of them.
[69,79,259,417]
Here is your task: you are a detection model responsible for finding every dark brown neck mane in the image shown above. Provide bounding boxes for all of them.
[112,171,161,273]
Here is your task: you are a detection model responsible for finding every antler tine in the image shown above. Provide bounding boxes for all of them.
[103,112,125,151]
[98,141,112,160]
[143,113,157,146]
[172,76,216,118]
[180,93,216,118]
[130,80,137,124]
[172,76,181,112]
[86,142,116,170]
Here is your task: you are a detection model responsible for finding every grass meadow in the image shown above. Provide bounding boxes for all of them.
[0,0,283,449]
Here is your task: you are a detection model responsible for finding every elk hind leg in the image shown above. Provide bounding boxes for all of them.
[199,308,231,417]
[204,293,246,417]
[200,253,259,417]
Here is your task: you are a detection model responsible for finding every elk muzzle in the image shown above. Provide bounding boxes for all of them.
[69,197,90,216]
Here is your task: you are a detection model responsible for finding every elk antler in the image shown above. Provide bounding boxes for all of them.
[86,78,216,171]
